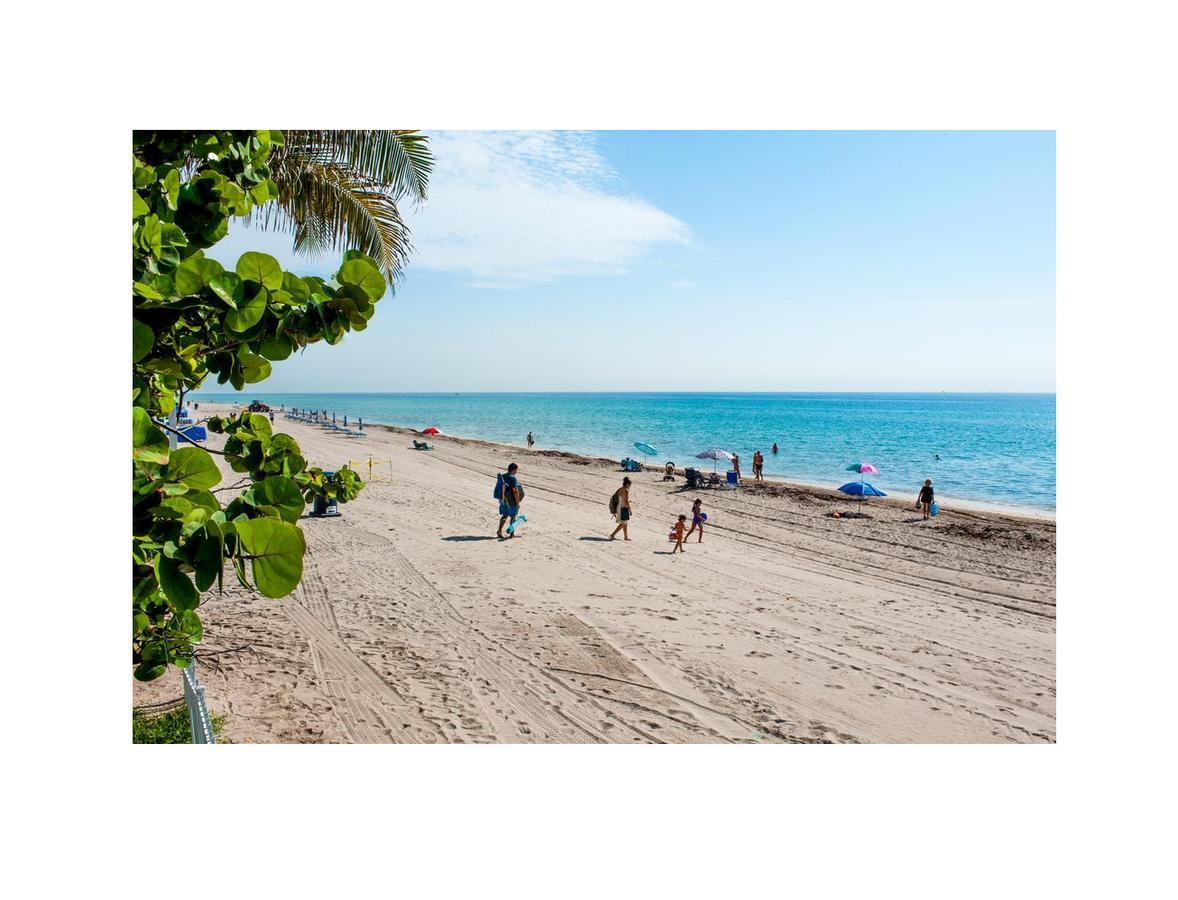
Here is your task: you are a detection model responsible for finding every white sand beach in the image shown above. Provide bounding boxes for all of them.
[134,403,1056,743]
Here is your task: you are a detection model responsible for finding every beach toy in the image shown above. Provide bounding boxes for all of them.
[930,502,939,517]
[700,512,708,522]
[506,514,527,535]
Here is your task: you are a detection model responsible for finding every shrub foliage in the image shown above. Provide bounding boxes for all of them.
[132,131,378,681]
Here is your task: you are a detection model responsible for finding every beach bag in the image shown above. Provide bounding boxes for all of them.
[930,502,939,517]
[493,473,504,500]
[609,489,620,515]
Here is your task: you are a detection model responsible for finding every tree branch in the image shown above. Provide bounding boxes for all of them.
[152,418,226,454]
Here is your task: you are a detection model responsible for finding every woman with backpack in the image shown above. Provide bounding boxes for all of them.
[609,477,633,540]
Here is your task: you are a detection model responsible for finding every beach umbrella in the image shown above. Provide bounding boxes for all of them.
[838,480,887,511]
[696,447,733,472]
[422,427,441,435]
[634,441,658,458]
[845,461,880,496]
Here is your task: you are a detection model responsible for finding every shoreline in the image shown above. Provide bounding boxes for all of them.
[141,400,1056,744]
[192,398,1055,522]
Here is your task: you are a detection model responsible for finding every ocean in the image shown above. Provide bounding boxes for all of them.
[190,392,1057,514]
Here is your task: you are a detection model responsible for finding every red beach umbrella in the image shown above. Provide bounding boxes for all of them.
[421,427,441,435]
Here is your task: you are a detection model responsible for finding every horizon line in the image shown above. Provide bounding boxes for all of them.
[191,389,1057,396]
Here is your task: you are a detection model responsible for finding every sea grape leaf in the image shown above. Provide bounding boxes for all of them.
[132,408,169,464]
[133,320,154,362]
[338,258,386,302]
[259,333,292,360]
[209,272,243,309]
[235,517,305,598]
[252,476,305,523]
[236,251,284,290]
[165,447,222,490]
[226,285,267,332]
[155,554,199,612]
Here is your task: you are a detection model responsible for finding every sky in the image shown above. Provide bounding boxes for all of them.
[209,131,1055,392]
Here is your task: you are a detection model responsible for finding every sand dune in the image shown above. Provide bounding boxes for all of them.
[133,405,1055,743]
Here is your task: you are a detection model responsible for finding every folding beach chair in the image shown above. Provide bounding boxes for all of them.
[725,470,740,489]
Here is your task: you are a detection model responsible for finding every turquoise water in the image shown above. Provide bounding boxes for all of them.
[191,392,1056,513]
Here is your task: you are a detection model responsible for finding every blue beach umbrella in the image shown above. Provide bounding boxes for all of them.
[634,441,658,458]
[838,480,887,510]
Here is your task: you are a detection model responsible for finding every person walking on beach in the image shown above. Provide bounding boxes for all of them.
[917,479,935,520]
[609,477,633,540]
[496,463,524,539]
[671,514,688,553]
[527,431,535,448]
[685,498,706,543]
[752,450,764,481]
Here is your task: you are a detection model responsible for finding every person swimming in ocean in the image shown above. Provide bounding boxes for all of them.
[934,453,941,460]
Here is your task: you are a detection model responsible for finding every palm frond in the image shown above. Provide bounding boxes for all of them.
[278,130,432,203]
[249,130,434,287]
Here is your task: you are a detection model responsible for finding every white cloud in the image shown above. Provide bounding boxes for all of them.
[405,131,689,285]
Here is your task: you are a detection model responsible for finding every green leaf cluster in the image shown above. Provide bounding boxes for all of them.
[131,131,392,681]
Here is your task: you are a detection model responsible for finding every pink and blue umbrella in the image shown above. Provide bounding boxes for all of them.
[841,462,883,509]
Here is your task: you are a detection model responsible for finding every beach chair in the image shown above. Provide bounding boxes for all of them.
[663,462,676,481]
[685,467,704,489]
[725,470,740,489]
[412,440,433,450]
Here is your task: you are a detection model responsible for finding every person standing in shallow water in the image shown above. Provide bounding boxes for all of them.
[771,442,778,455]
[918,479,935,520]
[752,450,764,481]
[527,431,534,448]
[609,477,633,540]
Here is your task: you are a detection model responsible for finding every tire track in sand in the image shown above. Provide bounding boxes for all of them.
[287,550,447,743]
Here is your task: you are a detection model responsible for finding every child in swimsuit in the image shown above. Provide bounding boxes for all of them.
[671,514,688,553]
[685,498,705,543]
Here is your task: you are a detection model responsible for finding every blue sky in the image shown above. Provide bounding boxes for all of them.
[210,131,1055,392]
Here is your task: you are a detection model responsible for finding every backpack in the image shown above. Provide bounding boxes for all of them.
[609,489,620,515]
[493,473,505,500]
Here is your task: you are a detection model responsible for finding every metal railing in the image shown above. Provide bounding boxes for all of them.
[181,662,216,744]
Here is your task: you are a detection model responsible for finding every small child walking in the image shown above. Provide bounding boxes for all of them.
[685,498,706,543]
[671,514,688,553]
